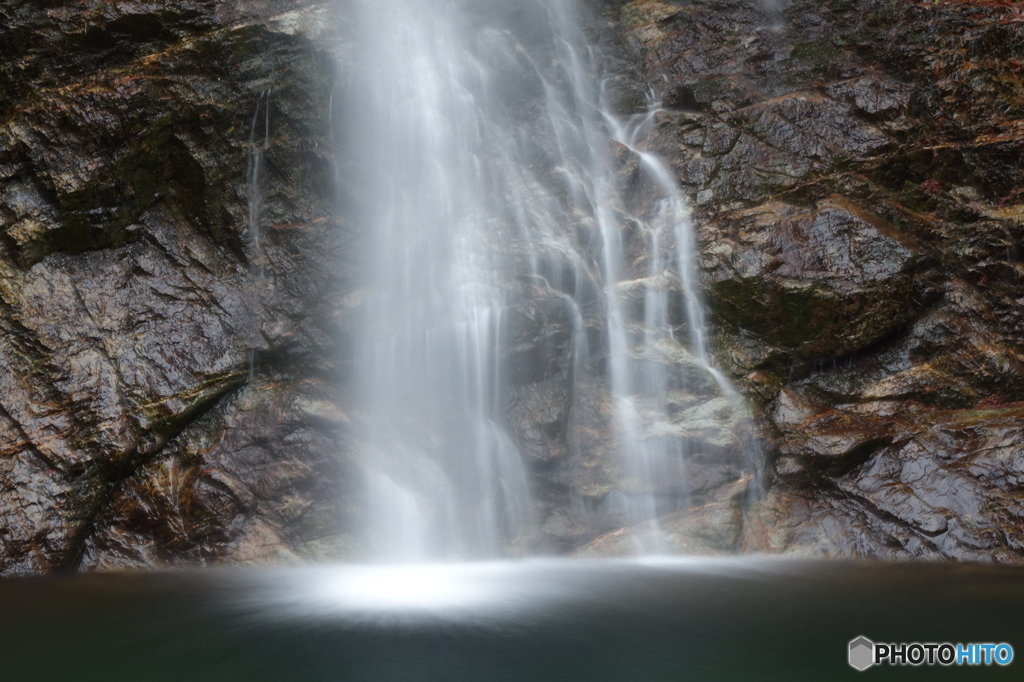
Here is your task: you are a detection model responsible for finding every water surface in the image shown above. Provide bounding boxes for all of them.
[1,558,1019,680]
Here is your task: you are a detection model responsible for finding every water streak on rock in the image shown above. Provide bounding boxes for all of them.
[247,90,271,381]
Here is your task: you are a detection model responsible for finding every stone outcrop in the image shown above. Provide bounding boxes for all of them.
[610,0,1024,560]
[0,0,356,574]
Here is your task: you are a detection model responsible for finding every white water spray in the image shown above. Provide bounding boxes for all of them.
[340,0,756,559]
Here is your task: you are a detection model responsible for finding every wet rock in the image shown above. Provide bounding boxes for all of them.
[802,287,1024,409]
[615,271,690,334]
[736,92,891,162]
[574,477,750,556]
[80,379,358,570]
[746,404,1024,562]
[0,0,350,575]
[503,282,575,385]
[612,0,1024,562]
[825,72,914,117]
[3,0,1024,570]
[630,338,719,397]
[506,376,572,466]
[702,196,933,358]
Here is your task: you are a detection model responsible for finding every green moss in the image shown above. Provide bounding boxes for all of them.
[828,154,857,174]
[866,1,898,23]
[789,40,839,63]
[691,76,734,102]
[620,1,682,30]
[899,180,938,213]
[709,275,837,352]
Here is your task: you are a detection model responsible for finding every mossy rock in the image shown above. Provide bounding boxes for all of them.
[702,197,933,359]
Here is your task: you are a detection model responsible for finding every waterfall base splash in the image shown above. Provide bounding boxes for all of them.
[3,560,1022,680]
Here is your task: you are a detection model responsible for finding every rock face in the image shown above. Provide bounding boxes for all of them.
[0,0,357,574]
[703,196,934,359]
[611,0,1024,560]
[1,0,1023,573]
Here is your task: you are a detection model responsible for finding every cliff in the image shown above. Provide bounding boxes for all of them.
[612,0,1024,559]
[0,0,1022,574]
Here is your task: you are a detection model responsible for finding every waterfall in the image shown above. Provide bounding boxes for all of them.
[247,91,271,382]
[347,0,534,561]
[341,0,755,560]
[604,110,757,550]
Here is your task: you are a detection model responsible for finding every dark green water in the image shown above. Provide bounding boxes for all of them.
[0,558,1019,680]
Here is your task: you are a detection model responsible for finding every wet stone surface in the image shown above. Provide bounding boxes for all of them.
[0,0,356,574]
[2,0,1024,571]
[611,0,1024,560]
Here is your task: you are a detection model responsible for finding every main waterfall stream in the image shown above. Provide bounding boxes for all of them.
[346,0,753,559]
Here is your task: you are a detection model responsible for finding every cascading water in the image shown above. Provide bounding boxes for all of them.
[347,0,534,561]
[247,91,270,381]
[603,108,761,550]
[340,0,756,560]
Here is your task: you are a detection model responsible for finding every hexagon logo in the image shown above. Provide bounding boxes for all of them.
[849,636,874,671]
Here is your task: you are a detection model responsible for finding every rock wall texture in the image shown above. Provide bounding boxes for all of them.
[609,0,1024,560]
[0,0,357,574]
[0,0,1022,574]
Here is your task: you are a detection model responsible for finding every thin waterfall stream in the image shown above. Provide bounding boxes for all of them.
[247,91,271,382]
[341,0,758,560]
